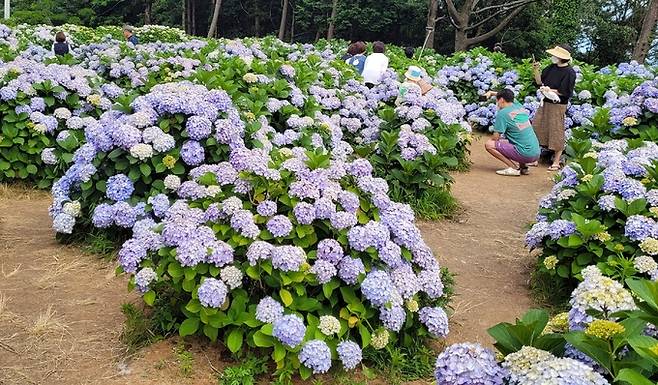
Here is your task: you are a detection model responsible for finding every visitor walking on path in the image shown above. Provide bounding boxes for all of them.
[123,25,139,45]
[362,41,389,87]
[532,45,577,171]
[484,89,540,177]
[345,41,367,74]
[51,31,69,56]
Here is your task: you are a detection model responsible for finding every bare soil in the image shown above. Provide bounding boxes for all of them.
[420,134,554,344]
[0,135,554,384]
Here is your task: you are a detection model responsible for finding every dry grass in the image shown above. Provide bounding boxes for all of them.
[0,291,9,318]
[30,306,69,336]
[1,263,22,279]
[0,183,50,200]
[36,258,86,290]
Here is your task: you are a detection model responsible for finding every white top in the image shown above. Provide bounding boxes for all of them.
[361,53,389,84]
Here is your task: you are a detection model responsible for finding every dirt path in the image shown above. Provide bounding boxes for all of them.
[0,136,554,384]
[420,134,554,344]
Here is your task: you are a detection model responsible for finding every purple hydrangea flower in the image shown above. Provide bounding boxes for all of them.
[273,314,306,348]
[293,202,316,225]
[337,340,362,370]
[186,115,213,140]
[380,306,406,332]
[311,259,337,284]
[317,239,344,265]
[338,257,365,284]
[361,270,394,307]
[255,296,284,323]
[434,343,506,385]
[197,278,228,308]
[267,215,293,237]
[299,340,332,374]
[135,267,157,293]
[257,200,277,217]
[418,269,444,299]
[419,307,449,337]
[247,241,274,265]
[118,239,148,273]
[92,203,115,228]
[180,140,205,166]
[625,215,658,241]
[547,220,576,240]
[271,245,306,272]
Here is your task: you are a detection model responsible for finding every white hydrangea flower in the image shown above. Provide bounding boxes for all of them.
[557,189,577,201]
[243,73,258,83]
[129,143,154,160]
[164,175,181,191]
[62,201,81,217]
[53,107,72,120]
[640,238,658,256]
[634,255,658,273]
[371,329,389,350]
[318,315,341,336]
[220,266,243,290]
[33,123,47,134]
[206,185,222,197]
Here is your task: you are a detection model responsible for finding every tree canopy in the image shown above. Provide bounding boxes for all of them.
[7,0,658,64]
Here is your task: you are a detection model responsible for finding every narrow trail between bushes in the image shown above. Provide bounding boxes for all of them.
[419,134,554,345]
[0,135,554,385]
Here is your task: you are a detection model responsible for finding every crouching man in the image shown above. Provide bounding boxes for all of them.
[484,89,540,176]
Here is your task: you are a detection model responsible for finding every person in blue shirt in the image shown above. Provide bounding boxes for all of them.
[345,41,366,74]
[484,88,541,177]
[123,25,138,45]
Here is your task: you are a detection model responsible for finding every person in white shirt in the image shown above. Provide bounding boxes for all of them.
[362,41,389,87]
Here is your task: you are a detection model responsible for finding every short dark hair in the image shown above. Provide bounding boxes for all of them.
[496,88,515,103]
[55,31,66,43]
[404,46,415,59]
[373,41,385,53]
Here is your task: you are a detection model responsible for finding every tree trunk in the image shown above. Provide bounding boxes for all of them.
[144,0,152,24]
[425,0,439,48]
[290,2,295,42]
[633,0,658,62]
[207,0,222,38]
[327,0,339,40]
[182,0,187,33]
[254,13,260,36]
[191,0,196,35]
[278,0,289,40]
[454,27,469,51]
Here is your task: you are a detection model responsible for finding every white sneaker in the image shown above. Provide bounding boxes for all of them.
[496,167,521,176]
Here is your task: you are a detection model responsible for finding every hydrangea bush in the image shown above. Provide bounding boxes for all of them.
[526,137,658,291]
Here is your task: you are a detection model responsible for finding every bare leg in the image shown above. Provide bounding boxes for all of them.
[485,140,517,169]
[550,149,563,169]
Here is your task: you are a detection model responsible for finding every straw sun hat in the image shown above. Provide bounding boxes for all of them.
[546,46,571,61]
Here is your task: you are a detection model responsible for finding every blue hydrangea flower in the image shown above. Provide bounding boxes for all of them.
[338,257,365,285]
[53,213,75,234]
[135,267,157,293]
[625,215,658,241]
[380,305,406,332]
[337,340,362,370]
[256,200,277,217]
[180,140,205,166]
[311,259,337,284]
[197,278,228,308]
[419,307,449,338]
[256,296,284,323]
[434,343,506,385]
[271,245,306,272]
[106,174,134,202]
[299,340,332,374]
[547,220,576,240]
[92,203,115,228]
[293,202,316,225]
[185,115,213,140]
[273,314,306,348]
[266,215,293,237]
[361,270,394,307]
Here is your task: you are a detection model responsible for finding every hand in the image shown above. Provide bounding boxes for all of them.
[532,61,541,71]
[484,90,496,98]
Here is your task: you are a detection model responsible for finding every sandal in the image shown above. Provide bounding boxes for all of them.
[547,164,561,171]
[527,161,539,167]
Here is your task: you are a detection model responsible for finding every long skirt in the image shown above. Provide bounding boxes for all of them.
[532,103,568,152]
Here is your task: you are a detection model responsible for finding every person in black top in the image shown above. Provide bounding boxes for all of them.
[404,47,415,59]
[531,44,577,171]
[52,31,69,56]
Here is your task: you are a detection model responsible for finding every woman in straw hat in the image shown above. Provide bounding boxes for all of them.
[531,44,576,171]
[395,66,433,106]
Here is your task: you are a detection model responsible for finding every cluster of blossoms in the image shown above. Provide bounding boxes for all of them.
[503,346,610,385]
[435,55,522,97]
[434,343,507,385]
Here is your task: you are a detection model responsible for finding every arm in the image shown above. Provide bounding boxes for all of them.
[492,131,502,141]
[533,62,542,85]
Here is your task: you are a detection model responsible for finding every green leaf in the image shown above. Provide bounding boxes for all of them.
[273,342,286,362]
[252,330,275,347]
[139,163,151,177]
[280,288,293,307]
[203,324,219,342]
[143,290,156,306]
[168,261,184,278]
[185,299,202,313]
[615,368,655,385]
[179,318,200,337]
[359,323,371,347]
[226,328,244,353]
